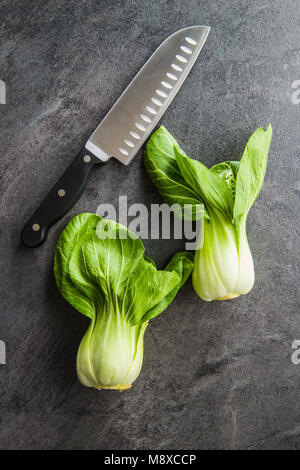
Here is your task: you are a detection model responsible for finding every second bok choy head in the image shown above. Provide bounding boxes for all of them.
[144,125,272,301]
[54,213,193,391]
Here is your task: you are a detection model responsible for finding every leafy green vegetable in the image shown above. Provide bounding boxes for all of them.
[144,125,272,301]
[54,213,193,390]
[144,127,207,220]
[174,145,234,218]
[233,126,272,222]
[210,161,239,198]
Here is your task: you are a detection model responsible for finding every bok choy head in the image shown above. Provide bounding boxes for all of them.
[54,213,193,390]
[144,125,272,301]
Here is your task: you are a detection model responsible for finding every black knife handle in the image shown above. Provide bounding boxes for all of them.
[21,149,102,247]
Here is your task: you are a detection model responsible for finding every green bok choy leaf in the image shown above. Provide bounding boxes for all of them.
[144,125,272,301]
[54,213,193,390]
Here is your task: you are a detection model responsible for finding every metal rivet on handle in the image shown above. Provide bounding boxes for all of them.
[58,189,66,197]
[32,223,40,231]
[83,155,91,163]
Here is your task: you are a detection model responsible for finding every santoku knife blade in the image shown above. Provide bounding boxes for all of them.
[21,25,210,247]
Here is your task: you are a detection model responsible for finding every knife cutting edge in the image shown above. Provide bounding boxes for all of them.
[21,25,210,247]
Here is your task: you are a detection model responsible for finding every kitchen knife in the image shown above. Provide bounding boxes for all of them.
[21,25,210,247]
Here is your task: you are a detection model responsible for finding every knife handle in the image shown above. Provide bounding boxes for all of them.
[21,149,102,247]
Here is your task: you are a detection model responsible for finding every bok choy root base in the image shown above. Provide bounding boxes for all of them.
[144,125,272,301]
[54,213,193,391]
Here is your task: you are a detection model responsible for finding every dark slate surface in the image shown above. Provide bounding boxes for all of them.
[0,0,300,450]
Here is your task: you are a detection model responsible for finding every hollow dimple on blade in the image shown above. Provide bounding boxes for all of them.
[85,25,210,165]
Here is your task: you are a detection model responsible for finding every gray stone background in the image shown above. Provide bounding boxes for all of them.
[0,0,299,450]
